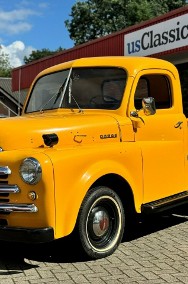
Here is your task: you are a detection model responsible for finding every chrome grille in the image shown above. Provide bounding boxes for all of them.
[0,169,10,204]
[0,165,38,214]
[0,166,11,176]
[0,184,20,194]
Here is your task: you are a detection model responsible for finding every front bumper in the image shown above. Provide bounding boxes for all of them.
[0,226,54,243]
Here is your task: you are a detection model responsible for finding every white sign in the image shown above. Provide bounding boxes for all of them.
[124,14,188,56]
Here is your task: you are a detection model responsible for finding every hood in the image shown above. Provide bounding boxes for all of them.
[0,112,122,151]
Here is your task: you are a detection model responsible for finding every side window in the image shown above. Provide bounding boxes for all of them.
[177,65,188,117]
[134,74,172,110]
[134,78,149,109]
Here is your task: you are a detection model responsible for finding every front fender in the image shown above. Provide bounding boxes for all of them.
[45,142,143,239]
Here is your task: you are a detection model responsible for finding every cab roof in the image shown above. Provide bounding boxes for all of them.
[36,56,178,79]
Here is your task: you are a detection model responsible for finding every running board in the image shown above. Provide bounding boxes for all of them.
[141,191,188,215]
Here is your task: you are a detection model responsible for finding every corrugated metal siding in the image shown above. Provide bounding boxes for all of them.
[12,5,188,91]
[12,33,124,91]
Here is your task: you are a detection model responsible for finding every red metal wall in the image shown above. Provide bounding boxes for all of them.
[12,5,188,92]
[12,33,124,91]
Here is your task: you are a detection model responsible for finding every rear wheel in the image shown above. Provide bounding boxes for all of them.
[77,186,125,259]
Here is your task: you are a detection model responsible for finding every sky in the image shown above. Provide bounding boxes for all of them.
[0,0,79,67]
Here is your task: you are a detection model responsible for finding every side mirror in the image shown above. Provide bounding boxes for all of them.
[142,97,156,116]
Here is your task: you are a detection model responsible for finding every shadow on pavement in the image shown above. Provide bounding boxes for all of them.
[0,251,39,275]
[124,203,188,241]
[0,232,89,272]
[0,204,187,273]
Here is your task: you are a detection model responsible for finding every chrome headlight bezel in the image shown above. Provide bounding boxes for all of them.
[19,157,42,185]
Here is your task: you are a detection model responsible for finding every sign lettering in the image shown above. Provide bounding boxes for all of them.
[124,14,188,56]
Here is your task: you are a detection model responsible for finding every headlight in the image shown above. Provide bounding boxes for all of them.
[19,157,42,185]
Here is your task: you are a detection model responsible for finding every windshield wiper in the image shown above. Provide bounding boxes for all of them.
[54,80,66,105]
[68,78,83,113]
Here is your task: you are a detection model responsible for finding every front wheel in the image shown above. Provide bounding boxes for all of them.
[77,186,125,259]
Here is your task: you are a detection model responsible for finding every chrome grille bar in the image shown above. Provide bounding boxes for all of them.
[0,203,38,213]
[0,166,11,175]
[0,185,20,194]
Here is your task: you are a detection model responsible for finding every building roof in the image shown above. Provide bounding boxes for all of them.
[0,77,26,106]
[12,5,188,92]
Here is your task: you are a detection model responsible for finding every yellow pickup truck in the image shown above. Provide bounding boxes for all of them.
[0,56,187,259]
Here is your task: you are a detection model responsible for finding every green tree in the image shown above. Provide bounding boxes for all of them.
[0,48,12,77]
[24,47,65,64]
[65,0,187,45]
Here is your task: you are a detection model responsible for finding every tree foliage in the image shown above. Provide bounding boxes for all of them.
[24,47,65,64]
[65,0,187,45]
[0,49,12,77]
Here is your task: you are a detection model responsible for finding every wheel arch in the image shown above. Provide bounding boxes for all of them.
[90,173,136,217]
[54,157,143,239]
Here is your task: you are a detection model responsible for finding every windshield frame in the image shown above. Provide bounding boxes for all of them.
[25,68,71,114]
[24,66,127,114]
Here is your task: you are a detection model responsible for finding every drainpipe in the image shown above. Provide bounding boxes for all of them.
[18,68,21,116]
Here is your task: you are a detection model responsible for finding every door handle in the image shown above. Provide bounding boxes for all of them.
[174,121,183,128]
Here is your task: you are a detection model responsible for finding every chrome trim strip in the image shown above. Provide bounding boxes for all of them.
[0,185,20,194]
[0,203,38,213]
[0,166,11,175]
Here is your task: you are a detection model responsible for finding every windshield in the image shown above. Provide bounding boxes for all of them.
[25,67,127,113]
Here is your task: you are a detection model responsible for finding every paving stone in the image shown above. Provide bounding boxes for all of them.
[0,211,187,283]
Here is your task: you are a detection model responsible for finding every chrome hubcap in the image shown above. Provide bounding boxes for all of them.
[92,209,109,237]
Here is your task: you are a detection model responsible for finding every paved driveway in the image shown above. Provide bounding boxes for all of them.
[0,205,188,284]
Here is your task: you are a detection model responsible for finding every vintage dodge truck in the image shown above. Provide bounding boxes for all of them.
[0,56,187,259]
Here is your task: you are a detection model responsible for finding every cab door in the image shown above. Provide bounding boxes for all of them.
[129,70,186,204]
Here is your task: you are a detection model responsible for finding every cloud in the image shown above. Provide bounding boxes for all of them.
[0,41,35,67]
[0,22,32,35]
[0,8,39,35]
[0,3,49,67]
[38,2,49,9]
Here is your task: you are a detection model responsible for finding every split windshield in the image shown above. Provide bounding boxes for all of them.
[25,67,127,113]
